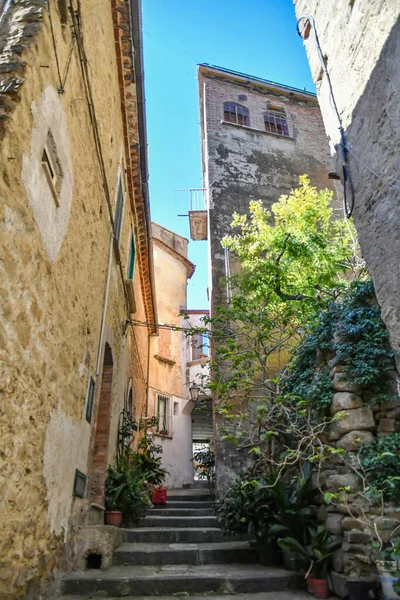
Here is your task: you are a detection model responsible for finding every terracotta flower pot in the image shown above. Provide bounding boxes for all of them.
[312,578,329,599]
[105,510,122,527]
[151,487,167,505]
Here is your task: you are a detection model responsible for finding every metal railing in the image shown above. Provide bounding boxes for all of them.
[189,188,207,211]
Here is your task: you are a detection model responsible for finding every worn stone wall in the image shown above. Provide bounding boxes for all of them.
[316,354,400,596]
[0,1,153,597]
[292,1,400,361]
[198,65,338,495]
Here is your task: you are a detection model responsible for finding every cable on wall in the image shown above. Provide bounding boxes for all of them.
[297,14,355,218]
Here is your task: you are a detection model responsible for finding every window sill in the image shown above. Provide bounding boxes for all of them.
[187,358,209,367]
[155,432,173,440]
[221,120,294,141]
[154,354,176,366]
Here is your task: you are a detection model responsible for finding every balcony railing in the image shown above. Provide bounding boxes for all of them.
[189,188,207,211]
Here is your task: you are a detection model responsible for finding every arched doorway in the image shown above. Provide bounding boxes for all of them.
[89,343,113,505]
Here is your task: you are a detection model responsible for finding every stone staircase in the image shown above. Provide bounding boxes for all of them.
[60,488,312,599]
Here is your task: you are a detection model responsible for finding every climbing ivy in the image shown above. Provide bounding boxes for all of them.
[359,433,400,502]
[282,279,396,411]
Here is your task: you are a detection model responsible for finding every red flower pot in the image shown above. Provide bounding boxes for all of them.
[312,578,329,599]
[105,510,122,527]
[152,488,167,504]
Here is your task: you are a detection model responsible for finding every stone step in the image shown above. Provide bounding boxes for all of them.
[114,541,258,565]
[153,500,214,509]
[166,492,212,501]
[62,564,304,596]
[124,527,230,544]
[148,507,214,517]
[60,592,325,600]
[139,515,219,528]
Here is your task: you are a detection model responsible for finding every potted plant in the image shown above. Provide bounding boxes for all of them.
[278,525,341,599]
[374,538,400,600]
[104,465,128,526]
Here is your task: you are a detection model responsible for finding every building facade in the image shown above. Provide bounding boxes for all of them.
[0,1,156,597]
[196,64,338,494]
[292,1,400,362]
[149,223,196,488]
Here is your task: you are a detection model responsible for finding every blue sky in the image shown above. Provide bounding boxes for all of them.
[142,0,315,309]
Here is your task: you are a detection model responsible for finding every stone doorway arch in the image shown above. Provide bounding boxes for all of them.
[89,343,113,505]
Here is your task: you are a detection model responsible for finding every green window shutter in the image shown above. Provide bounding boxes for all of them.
[85,376,95,423]
[114,177,124,244]
[127,232,135,280]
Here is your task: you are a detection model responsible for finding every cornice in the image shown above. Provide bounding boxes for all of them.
[111,0,157,333]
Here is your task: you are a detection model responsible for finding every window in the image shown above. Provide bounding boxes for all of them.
[192,333,209,360]
[114,175,124,245]
[85,376,95,423]
[223,102,250,127]
[42,130,63,206]
[57,0,68,23]
[127,231,135,280]
[157,394,171,436]
[264,106,289,137]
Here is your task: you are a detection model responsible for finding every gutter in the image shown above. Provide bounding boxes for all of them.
[130,0,158,332]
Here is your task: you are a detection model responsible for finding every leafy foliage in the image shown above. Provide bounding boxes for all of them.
[278,524,341,577]
[359,433,400,502]
[104,412,168,521]
[283,279,396,411]
[223,175,359,315]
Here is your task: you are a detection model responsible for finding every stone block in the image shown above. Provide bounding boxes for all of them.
[379,418,396,432]
[331,571,348,597]
[335,408,375,435]
[380,401,400,411]
[331,392,363,414]
[326,473,361,493]
[326,512,344,535]
[387,407,400,419]
[332,373,358,392]
[342,517,364,531]
[344,530,372,544]
[332,548,345,573]
[336,430,374,451]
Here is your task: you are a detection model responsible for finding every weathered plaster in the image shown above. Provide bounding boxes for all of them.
[21,84,73,262]
[43,405,90,537]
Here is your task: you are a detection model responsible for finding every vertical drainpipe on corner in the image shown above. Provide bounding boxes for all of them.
[130,0,158,420]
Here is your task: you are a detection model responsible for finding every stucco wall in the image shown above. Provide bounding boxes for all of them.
[149,224,195,488]
[292,1,400,359]
[0,1,151,597]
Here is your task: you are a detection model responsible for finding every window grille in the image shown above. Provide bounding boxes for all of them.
[41,130,63,206]
[223,102,250,127]
[264,107,289,137]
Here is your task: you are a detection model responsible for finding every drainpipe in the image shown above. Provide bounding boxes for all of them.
[96,229,114,375]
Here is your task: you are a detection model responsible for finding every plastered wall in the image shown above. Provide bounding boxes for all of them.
[0,1,151,596]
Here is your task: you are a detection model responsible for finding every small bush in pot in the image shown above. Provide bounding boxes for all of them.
[278,524,341,599]
[373,538,400,600]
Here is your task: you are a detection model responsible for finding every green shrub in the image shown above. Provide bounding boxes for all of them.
[359,433,400,502]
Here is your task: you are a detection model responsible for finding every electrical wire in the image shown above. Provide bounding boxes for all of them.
[297,15,355,218]
[69,2,131,319]
[47,0,63,90]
